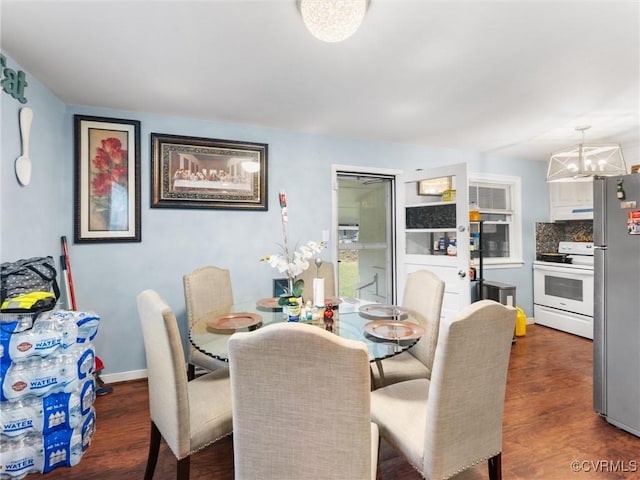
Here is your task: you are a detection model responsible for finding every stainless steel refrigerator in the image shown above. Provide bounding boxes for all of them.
[593,174,640,436]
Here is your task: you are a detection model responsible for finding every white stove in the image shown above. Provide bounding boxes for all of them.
[533,241,594,339]
[534,241,594,270]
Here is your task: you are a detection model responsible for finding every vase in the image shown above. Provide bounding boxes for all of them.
[89,205,110,230]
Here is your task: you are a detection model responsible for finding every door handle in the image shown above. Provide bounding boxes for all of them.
[458,270,467,278]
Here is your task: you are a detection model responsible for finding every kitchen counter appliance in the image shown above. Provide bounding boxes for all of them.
[533,241,594,339]
[537,252,571,263]
[593,174,640,437]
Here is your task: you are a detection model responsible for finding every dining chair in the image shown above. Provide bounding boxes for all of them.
[370,300,516,480]
[297,261,336,304]
[228,322,378,480]
[137,289,233,480]
[183,266,233,379]
[371,269,445,389]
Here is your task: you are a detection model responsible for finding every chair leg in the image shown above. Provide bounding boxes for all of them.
[488,452,502,480]
[144,422,162,480]
[177,456,190,480]
[187,363,195,381]
[372,359,385,390]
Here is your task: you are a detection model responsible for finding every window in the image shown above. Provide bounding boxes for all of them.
[469,173,522,267]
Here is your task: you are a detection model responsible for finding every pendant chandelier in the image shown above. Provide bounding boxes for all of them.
[298,0,369,43]
[547,126,627,182]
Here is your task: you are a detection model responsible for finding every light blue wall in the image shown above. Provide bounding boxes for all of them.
[1,55,67,263]
[1,54,549,377]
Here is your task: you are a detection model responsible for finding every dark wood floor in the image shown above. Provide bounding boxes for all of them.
[49,325,639,480]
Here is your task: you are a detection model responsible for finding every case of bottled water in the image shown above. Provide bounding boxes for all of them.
[0,310,100,477]
[0,408,95,479]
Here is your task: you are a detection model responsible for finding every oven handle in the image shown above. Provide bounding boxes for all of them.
[533,264,594,276]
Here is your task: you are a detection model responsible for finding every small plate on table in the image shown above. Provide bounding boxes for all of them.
[256,297,283,311]
[364,320,426,341]
[206,312,263,331]
[358,304,408,319]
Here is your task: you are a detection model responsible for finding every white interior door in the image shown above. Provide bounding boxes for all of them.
[396,163,470,319]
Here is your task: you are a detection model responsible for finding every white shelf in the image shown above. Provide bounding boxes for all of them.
[405,228,454,233]
[406,201,457,208]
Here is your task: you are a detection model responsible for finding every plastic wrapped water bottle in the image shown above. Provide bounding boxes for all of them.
[1,376,96,439]
[57,353,80,394]
[70,408,95,467]
[48,310,100,344]
[7,326,63,363]
[67,377,95,428]
[68,428,84,467]
[2,360,33,401]
[44,310,100,343]
[78,377,96,416]
[0,434,44,479]
[0,317,33,365]
[75,312,100,344]
[3,357,65,401]
[0,396,43,438]
[44,407,96,471]
[33,313,78,350]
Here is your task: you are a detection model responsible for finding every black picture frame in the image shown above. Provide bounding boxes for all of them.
[150,133,268,210]
[74,115,141,243]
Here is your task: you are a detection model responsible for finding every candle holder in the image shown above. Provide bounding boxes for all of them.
[315,257,323,277]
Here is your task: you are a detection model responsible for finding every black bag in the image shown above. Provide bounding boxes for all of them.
[0,256,60,303]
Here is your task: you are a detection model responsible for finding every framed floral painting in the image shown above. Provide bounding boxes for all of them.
[74,115,141,243]
[150,133,268,210]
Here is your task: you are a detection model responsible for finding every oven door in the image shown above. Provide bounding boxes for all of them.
[533,264,594,317]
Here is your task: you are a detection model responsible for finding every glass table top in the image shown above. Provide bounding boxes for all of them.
[189,298,422,363]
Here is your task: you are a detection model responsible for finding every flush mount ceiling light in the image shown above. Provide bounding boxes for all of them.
[546,126,627,182]
[298,0,369,43]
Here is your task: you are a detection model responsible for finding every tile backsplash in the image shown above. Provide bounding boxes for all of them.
[535,221,593,254]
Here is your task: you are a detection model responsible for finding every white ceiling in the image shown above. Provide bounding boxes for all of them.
[2,0,639,162]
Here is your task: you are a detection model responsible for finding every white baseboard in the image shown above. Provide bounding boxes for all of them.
[100,369,147,384]
[99,363,198,384]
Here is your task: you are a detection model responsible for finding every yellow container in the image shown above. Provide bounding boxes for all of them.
[469,202,480,221]
[441,189,456,202]
[515,307,527,336]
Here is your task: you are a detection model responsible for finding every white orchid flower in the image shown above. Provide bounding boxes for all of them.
[260,191,327,295]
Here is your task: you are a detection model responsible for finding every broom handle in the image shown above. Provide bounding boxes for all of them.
[61,236,77,310]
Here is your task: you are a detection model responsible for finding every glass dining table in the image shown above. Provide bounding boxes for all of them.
[188,298,425,372]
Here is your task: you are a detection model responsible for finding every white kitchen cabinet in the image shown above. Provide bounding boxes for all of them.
[549,181,593,221]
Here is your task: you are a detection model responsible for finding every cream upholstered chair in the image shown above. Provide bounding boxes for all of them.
[296,261,336,304]
[137,290,233,480]
[228,322,378,480]
[183,266,233,379]
[370,300,516,480]
[371,269,445,389]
